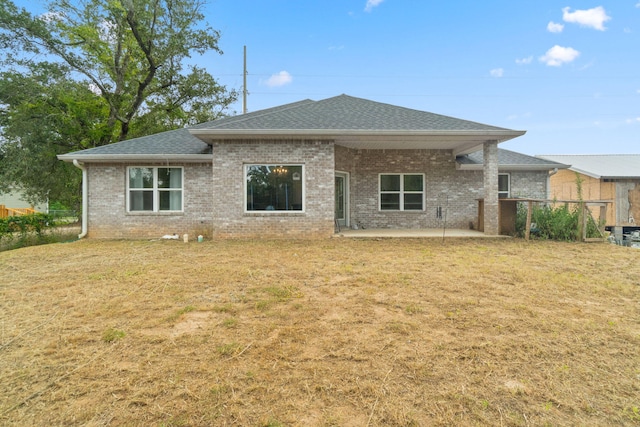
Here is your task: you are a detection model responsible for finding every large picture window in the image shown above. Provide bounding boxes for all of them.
[246,165,304,211]
[128,167,183,212]
[379,173,424,211]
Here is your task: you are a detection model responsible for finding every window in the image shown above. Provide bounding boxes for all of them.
[379,174,424,211]
[246,165,303,211]
[128,167,183,212]
[498,173,510,199]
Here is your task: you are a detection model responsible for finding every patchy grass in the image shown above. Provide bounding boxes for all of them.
[0,238,639,426]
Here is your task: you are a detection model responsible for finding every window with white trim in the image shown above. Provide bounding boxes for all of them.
[379,173,424,211]
[498,173,510,199]
[245,165,304,211]
[128,167,183,212]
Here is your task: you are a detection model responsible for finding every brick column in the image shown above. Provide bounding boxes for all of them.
[483,141,499,235]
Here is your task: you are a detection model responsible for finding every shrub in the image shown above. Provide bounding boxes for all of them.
[516,202,603,241]
[0,213,61,250]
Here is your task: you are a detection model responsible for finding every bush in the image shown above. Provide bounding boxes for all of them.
[516,202,603,241]
[0,213,58,249]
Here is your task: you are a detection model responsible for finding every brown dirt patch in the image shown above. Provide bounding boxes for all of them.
[1,238,639,426]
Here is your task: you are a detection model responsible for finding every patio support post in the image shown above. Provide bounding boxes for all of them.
[483,140,499,235]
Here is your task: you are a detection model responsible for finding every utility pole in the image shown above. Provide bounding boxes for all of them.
[242,45,247,114]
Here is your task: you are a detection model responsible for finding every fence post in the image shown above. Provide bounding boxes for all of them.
[525,200,533,241]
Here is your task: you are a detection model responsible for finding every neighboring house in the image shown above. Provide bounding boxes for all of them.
[0,188,47,217]
[538,154,640,228]
[58,94,563,239]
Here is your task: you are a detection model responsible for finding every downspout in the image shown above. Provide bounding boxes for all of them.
[72,159,88,239]
[547,168,558,200]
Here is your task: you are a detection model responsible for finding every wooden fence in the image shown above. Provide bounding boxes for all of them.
[0,205,37,219]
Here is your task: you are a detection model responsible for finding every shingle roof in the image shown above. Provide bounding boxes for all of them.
[537,154,640,179]
[59,94,524,160]
[457,149,569,170]
[62,128,211,157]
[196,94,510,132]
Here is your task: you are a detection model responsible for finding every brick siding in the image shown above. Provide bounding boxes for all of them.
[84,144,548,239]
[337,147,484,229]
[336,145,549,231]
[510,171,549,199]
[86,163,213,239]
[210,139,335,238]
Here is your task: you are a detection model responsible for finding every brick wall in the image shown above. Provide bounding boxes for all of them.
[84,146,550,239]
[337,147,487,230]
[510,171,549,199]
[86,163,213,239]
[336,146,550,231]
[483,142,499,235]
[210,139,335,238]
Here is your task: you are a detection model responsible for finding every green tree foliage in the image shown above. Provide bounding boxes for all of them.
[0,62,109,208]
[0,0,237,205]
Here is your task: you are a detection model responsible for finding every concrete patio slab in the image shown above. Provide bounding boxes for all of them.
[333,228,511,238]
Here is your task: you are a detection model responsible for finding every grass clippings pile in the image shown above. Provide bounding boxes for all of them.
[1,238,639,426]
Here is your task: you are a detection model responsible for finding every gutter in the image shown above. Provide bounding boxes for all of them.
[188,128,527,138]
[456,163,569,172]
[547,168,559,199]
[58,154,213,163]
[188,128,527,145]
[72,159,88,239]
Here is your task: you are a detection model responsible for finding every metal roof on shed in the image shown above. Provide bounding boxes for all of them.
[537,155,640,179]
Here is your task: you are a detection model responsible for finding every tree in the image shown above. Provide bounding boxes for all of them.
[0,62,109,209]
[0,0,237,204]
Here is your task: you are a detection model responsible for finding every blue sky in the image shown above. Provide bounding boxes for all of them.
[201,0,639,155]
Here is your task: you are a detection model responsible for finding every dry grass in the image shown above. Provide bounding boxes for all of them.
[0,237,639,426]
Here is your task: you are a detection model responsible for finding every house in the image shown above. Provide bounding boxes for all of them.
[58,94,565,239]
[537,154,640,229]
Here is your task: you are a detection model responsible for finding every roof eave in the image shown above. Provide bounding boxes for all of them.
[57,154,213,163]
[600,176,640,180]
[188,129,526,155]
[189,128,525,141]
[456,163,570,171]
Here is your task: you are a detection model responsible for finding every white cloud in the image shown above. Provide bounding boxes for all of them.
[364,0,384,12]
[87,82,102,95]
[562,6,611,31]
[539,45,580,66]
[515,56,533,65]
[626,117,640,124]
[636,2,640,8]
[490,68,504,78]
[265,71,293,87]
[39,11,64,23]
[547,21,564,33]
